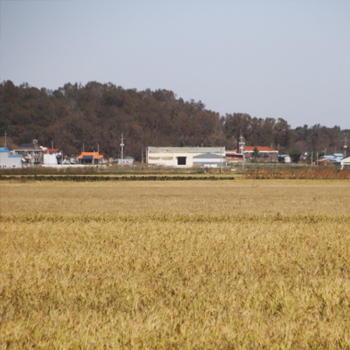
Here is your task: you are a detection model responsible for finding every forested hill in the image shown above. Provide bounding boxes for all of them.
[0,80,348,160]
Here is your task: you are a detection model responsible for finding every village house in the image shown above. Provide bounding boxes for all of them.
[316,153,345,165]
[0,147,24,169]
[12,142,44,165]
[226,151,243,163]
[226,137,279,163]
[42,148,62,165]
[341,157,350,169]
[241,146,279,161]
[77,151,105,164]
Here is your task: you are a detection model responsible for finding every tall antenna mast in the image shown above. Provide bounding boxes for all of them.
[120,133,124,160]
[239,134,245,169]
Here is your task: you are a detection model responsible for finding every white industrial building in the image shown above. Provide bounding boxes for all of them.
[0,147,24,169]
[147,147,226,168]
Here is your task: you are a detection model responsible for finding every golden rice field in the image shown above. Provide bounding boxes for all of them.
[1,179,350,349]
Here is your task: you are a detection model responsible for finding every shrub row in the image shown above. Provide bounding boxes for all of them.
[0,175,235,182]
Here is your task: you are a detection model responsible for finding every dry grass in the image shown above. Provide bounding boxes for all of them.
[1,180,350,349]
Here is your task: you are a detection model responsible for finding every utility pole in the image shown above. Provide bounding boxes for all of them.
[220,146,223,172]
[120,133,125,160]
[344,134,348,158]
[4,131,7,148]
[220,127,223,173]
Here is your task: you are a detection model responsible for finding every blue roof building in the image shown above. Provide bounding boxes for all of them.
[0,147,24,169]
[322,153,344,164]
[333,153,344,163]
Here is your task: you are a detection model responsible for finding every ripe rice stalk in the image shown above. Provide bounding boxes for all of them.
[1,180,350,349]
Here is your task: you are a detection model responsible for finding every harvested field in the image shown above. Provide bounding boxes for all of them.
[1,179,350,217]
[1,180,350,349]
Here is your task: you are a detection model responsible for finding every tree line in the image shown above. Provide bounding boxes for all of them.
[0,80,348,161]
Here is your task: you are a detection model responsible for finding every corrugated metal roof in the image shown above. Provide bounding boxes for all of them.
[193,152,223,159]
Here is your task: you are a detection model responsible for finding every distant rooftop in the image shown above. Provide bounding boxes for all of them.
[43,148,59,153]
[148,147,225,153]
[19,143,35,148]
[77,152,104,159]
[0,148,22,157]
[233,146,278,152]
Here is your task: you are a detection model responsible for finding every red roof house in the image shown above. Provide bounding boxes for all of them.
[77,152,104,164]
[229,146,279,162]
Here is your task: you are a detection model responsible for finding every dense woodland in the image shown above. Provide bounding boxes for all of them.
[0,80,349,161]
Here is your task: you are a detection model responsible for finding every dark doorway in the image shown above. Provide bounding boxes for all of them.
[177,157,186,165]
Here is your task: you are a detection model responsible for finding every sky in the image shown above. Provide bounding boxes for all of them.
[1,0,349,129]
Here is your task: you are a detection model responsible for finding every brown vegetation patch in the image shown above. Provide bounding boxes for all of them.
[246,167,350,179]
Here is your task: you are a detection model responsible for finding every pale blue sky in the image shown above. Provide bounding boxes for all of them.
[1,0,349,129]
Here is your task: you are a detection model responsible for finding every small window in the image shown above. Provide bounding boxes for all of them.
[12,165,17,168]
[177,157,186,165]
